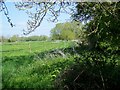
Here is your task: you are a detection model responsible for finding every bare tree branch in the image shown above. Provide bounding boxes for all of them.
[0,0,14,27]
[15,2,75,35]
[1,1,75,35]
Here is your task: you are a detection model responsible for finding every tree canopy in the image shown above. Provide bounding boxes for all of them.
[50,21,86,40]
[74,2,120,51]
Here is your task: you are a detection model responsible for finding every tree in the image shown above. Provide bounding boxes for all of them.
[50,21,86,41]
[73,2,120,51]
[10,35,19,42]
[1,1,76,35]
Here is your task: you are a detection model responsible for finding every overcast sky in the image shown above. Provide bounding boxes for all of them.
[1,2,71,37]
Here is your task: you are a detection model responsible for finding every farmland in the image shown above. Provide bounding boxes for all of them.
[2,41,73,57]
[1,40,120,89]
[1,41,76,89]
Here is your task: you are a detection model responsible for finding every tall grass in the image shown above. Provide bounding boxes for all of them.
[2,55,74,89]
[2,41,75,89]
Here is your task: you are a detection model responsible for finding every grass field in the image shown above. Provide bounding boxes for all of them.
[1,41,73,57]
[1,41,76,89]
[2,41,120,89]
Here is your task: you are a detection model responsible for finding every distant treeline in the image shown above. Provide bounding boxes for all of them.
[1,21,86,42]
[0,35,49,42]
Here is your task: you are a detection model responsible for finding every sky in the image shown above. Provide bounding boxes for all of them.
[1,2,71,38]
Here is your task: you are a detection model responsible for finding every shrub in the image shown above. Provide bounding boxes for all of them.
[55,51,120,90]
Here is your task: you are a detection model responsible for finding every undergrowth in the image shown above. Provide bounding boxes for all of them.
[55,50,120,90]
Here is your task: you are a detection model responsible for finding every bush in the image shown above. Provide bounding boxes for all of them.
[55,51,120,90]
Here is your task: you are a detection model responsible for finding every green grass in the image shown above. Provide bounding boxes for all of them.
[2,56,74,88]
[2,41,73,57]
[2,41,75,89]
[2,41,120,89]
